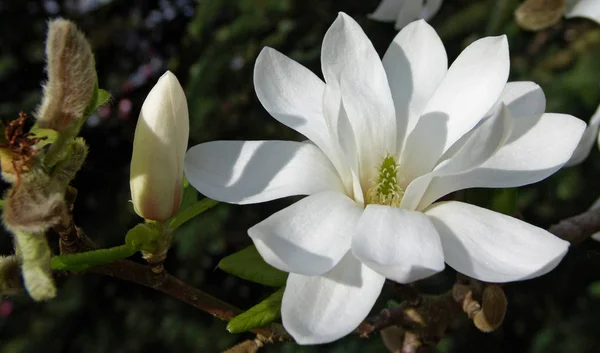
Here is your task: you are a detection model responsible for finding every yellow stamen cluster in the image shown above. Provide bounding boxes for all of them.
[366,154,404,207]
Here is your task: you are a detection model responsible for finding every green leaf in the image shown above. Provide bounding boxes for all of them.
[169,197,219,230]
[29,125,58,149]
[226,288,283,333]
[218,245,287,287]
[95,89,111,107]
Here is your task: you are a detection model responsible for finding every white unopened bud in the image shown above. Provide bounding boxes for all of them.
[130,71,189,221]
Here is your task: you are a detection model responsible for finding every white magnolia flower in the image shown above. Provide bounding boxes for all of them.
[370,0,443,29]
[565,0,600,24]
[130,71,189,221]
[566,104,600,166]
[185,14,585,344]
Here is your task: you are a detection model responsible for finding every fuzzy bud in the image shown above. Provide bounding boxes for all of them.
[12,231,56,301]
[515,0,566,31]
[130,71,189,221]
[35,18,96,131]
[3,170,67,234]
[0,255,24,296]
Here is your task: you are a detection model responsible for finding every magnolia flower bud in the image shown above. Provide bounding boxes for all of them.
[130,71,189,221]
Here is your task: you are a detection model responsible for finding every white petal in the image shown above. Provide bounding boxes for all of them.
[425,201,570,282]
[321,13,397,177]
[404,36,510,177]
[382,20,448,151]
[421,0,443,21]
[249,191,363,276]
[566,104,600,166]
[419,113,586,208]
[565,0,600,24]
[282,253,385,344]
[395,1,426,30]
[498,81,546,118]
[352,205,444,283]
[403,104,513,211]
[369,0,405,22]
[254,48,342,172]
[184,140,343,204]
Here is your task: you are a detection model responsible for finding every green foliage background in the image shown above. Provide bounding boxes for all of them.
[1,0,600,352]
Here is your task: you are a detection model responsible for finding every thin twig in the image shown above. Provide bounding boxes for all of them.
[86,258,292,342]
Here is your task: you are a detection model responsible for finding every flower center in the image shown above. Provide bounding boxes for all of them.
[366,154,404,207]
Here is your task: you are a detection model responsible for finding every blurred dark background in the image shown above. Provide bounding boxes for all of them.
[1,0,600,352]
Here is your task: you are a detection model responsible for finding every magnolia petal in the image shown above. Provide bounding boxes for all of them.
[405,35,509,177]
[249,191,363,276]
[425,201,569,282]
[499,81,546,118]
[184,140,344,204]
[565,0,600,24]
[382,20,447,151]
[395,1,426,30]
[566,104,600,166]
[369,0,405,22]
[419,113,586,208]
[352,205,445,283]
[322,13,397,177]
[282,253,386,344]
[404,105,512,211]
[254,47,341,170]
[421,0,443,21]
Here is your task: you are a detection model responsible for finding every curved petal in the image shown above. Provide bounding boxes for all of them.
[395,1,426,30]
[249,191,363,276]
[404,35,509,177]
[499,81,546,118]
[282,253,385,344]
[369,0,405,22]
[565,0,600,24]
[421,0,443,21]
[184,140,343,204]
[418,113,586,208]
[382,20,448,152]
[425,201,570,282]
[565,104,600,167]
[352,205,444,283]
[403,104,512,211]
[254,47,343,172]
[322,13,397,177]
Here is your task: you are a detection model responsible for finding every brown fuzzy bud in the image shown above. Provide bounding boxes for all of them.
[3,170,67,234]
[0,255,24,295]
[515,0,566,31]
[51,137,88,186]
[35,18,96,131]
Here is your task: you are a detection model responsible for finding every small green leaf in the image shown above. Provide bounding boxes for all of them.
[95,89,111,107]
[226,288,284,333]
[29,125,58,148]
[169,197,218,230]
[218,245,287,287]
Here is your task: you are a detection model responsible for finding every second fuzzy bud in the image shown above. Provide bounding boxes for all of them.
[130,71,189,221]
